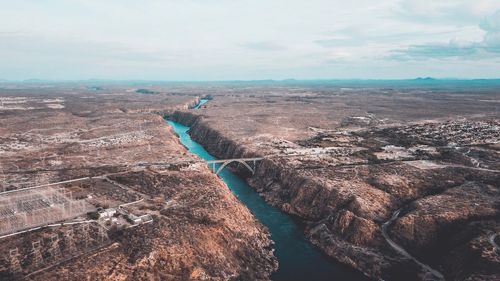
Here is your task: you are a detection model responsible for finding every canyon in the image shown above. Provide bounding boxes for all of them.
[0,85,276,280]
[169,82,500,280]
[0,81,499,280]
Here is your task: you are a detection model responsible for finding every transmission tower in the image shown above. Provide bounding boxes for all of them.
[80,224,92,248]
[64,229,77,254]
[31,240,44,268]
[9,248,22,273]
[97,225,108,242]
[48,234,61,261]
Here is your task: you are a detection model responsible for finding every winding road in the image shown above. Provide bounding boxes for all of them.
[489,233,500,254]
[381,209,445,280]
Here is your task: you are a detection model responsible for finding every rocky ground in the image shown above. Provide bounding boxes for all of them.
[0,85,277,280]
[26,169,276,281]
[169,82,500,280]
[1,81,499,281]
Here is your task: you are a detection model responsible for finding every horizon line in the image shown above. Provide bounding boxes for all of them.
[2,77,500,84]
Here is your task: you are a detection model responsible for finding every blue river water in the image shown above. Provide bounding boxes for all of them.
[166,119,368,281]
[193,99,209,109]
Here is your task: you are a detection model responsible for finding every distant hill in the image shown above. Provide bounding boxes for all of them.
[414,77,436,81]
[135,88,158,94]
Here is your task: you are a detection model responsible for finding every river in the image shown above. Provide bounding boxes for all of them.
[193,99,209,109]
[166,119,368,281]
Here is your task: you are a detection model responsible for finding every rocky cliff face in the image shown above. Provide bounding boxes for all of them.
[31,169,278,281]
[171,111,500,281]
[171,112,397,278]
[0,91,278,281]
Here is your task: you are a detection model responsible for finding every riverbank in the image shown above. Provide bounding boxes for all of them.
[0,88,279,280]
[166,119,368,281]
[169,104,500,281]
[169,111,391,278]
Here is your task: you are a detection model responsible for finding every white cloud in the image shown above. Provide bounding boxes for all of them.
[389,10,500,60]
[0,0,499,79]
[395,0,500,24]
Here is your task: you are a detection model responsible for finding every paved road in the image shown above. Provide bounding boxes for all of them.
[489,233,499,254]
[381,209,445,280]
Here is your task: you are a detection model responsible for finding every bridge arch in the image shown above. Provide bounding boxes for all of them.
[214,159,255,175]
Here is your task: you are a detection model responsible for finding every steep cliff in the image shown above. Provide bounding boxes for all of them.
[0,92,278,281]
[170,111,398,278]
[171,111,500,281]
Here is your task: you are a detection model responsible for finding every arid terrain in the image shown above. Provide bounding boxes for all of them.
[2,0,500,279]
[0,84,277,280]
[170,81,500,281]
[1,81,499,281]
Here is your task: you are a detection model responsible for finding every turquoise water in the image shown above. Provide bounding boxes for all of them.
[167,120,368,281]
[193,99,209,109]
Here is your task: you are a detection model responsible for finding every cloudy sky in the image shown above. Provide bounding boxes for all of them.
[1,0,500,80]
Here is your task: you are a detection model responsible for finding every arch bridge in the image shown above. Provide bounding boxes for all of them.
[206,157,263,175]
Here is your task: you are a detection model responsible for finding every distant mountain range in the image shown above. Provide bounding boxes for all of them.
[1,77,500,85]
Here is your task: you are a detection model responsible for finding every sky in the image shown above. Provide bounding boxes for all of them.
[1,0,500,80]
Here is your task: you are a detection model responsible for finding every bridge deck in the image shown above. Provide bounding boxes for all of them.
[206,157,263,164]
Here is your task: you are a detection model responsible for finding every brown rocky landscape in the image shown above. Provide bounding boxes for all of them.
[0,85,277,280]
[169,82,500,280]
[1,81,499,281]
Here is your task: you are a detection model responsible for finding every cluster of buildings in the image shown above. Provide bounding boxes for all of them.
[97,207,153,228]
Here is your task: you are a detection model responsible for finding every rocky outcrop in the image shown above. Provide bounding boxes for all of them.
[28,167,278,281]
[170,112,394,277]
[171,111,255,160]
[171,110,500,281]
[0,94,277,281]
